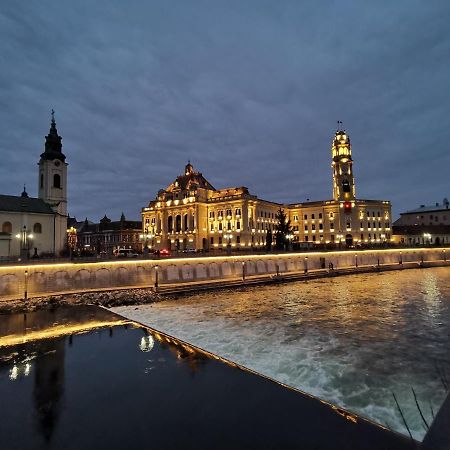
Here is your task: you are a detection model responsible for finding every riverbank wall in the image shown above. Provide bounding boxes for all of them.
[0,247,448,302]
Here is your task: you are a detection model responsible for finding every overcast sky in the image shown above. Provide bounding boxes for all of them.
[0,1,449,221]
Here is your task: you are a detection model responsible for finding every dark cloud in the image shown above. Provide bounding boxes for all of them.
[0,0,449,221]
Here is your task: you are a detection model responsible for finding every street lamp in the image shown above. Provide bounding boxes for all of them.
[224,233,232,255]
[286,233,293,251]
[67,226,77,260]
[16,225,33,260]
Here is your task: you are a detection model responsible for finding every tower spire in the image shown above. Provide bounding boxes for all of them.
[40,109,66,162]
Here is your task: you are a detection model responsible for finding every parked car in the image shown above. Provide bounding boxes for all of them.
[154,248,170,257]
[114,248,139,258]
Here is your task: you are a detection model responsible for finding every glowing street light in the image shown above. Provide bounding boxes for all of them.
[16,225,34,260]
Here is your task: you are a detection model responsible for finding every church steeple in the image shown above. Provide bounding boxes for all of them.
[40,109,66,162]
[38,109,68,216]
[331,123,356,202]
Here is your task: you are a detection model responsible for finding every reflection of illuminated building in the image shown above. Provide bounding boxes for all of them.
[33,338,66,442]
[9,360,32,380]
[139,334,155,352]
[142,127,392,249]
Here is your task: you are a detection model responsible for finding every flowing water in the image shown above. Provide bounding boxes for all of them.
[114,266,450,441]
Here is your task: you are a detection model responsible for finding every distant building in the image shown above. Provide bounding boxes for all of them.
[393,199,450,246]
[0,112,68,258]
[71,214,142,255]
[142,127,392,251]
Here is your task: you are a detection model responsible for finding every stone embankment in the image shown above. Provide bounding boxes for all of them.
[0,288,162,315]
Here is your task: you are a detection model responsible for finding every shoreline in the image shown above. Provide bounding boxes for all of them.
[0,259,448,315]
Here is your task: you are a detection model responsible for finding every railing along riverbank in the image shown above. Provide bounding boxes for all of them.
[0,247,448,301]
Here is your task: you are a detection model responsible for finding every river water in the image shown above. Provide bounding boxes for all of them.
[113,267,450,440]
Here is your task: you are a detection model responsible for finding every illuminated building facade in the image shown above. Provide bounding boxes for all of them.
[69,214,142,255]
[392,199,450,246]
[0,112,68,258]
[142,128,392,251]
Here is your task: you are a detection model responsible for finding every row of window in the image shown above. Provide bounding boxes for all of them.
[1,222,42,234]
[210,236,242,245]
[209,209,242,219]
[416,215,448,221]
[210,221,241,231]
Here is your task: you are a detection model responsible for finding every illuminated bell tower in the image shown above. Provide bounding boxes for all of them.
[331,124,355,202]
[38,110,67,216]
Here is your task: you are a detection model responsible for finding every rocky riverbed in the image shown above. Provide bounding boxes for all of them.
[0,288,162,314]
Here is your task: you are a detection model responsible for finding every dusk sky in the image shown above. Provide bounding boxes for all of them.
[1,1,449,221]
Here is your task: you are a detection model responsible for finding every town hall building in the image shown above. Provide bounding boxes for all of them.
[142,127,392,251]
[0,112,68,259]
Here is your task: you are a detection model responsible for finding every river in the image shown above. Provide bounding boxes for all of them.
[113,266,450,440]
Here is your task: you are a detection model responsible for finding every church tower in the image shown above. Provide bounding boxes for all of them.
[331,124,356,202]
[38,110,68,216]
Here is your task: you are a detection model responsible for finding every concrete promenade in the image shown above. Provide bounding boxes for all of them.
[0,247,448,301]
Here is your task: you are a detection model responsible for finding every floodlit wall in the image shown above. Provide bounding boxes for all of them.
[0,248,448,301]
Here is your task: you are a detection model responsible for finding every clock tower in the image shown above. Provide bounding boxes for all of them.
[331,124,355,202]
[38,110,68,216]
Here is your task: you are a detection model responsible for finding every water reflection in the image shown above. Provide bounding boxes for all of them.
[33,338,65,442]
[0,307,414,449]
[115,267,450,440]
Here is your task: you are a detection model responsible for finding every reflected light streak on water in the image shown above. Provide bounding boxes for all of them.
[114,267,450,440]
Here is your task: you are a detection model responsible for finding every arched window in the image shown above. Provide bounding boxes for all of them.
[54,174,61,188]
[2,221,12,233]
[168,216,173,232]
[40,174,44,189]
[175,215,182,232]
[342,179,350,193]
[33,223,42,234]
[184,214,188,231]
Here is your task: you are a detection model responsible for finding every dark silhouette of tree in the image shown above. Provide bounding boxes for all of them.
[265,229,272,252]
[274,208,292,250]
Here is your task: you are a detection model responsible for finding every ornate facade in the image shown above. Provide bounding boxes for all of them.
[142,128,392,251]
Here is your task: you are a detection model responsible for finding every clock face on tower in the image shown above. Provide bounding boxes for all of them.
[54,160,61,167]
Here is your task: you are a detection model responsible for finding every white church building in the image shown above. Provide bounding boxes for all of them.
[0,112,68,259]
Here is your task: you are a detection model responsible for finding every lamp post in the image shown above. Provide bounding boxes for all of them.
[154,265,159,290]
[67,226,77,260]
[286,233,293,252]
[423,233,432,246]
[16,225,33,260]
[224,233,232,255]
